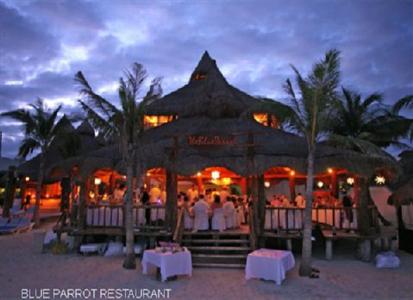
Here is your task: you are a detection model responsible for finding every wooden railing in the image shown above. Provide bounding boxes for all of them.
[264,206,379,233]
[85,204,166,230]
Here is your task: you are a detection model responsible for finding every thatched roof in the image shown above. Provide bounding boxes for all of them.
[145,51,264,118]
[45,52,399,181]
[49,116,398,179]
[18,119,104,182]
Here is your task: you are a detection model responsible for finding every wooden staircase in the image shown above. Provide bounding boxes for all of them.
[182,231,251,268]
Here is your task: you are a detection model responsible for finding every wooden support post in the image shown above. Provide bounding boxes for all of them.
[357,239,371,262]
[257,174,266,234]
[331,171,338,198]
[289,175,296,202]
[326,239,333,260]
[240,177,247,195]
[196,175,203,195]
[165,170,178,233]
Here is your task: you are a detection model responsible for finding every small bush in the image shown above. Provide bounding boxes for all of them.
[51,241,68,255]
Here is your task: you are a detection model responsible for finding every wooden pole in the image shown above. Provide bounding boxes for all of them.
[240,177,247,195]
[289,175,296,202]
[331,171,338,198]
[257,174,266,235]
[165,170,178,233]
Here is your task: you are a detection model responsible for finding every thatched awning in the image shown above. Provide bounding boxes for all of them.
[47,115,399,180]
[18,120,104,182]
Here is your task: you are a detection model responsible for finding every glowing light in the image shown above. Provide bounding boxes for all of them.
[211,171,220,180]
[222,177,232,185]
[317,181,324,188]
[290,170,295,176]
[346,177,355,185]
[264,181,271,188]
[196,172,202,177]
[327,168,333,174]
[25,176,30,182]
[375,176,386,185]
[94,178,102,185]
[146,172,151,177]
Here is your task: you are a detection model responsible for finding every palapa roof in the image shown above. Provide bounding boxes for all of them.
[145,51,264,118]
[47,52,399,181]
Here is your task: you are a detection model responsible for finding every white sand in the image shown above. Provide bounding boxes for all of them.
[0,223,412,300]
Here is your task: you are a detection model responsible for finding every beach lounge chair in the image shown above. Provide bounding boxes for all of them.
[0,217,34,234]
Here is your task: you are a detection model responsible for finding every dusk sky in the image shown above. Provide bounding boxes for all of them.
[0,0,412,158]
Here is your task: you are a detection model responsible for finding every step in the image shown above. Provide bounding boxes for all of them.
[193,263,245,269]
[182,239,250,244]
[191,253,247,259]
[187,246,251,251]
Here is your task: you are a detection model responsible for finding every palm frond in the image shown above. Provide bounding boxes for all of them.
[17,137,40,159]
[392,95,413,114]
[75,71,120,118]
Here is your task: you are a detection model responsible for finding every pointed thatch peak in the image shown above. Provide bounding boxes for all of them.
[58,115,75,133]
[76,120,95,136]
[189,51,227,84]
[145,51,262,118]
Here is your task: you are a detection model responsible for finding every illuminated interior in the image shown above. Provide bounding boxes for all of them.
[144,115,175,129]
[253,113,279,128]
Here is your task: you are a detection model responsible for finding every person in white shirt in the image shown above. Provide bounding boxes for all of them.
[295,193,305,208]
[192,194,210,231]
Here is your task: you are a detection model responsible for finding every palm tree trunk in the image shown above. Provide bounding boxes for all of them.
[357,176,371,235]
[34,154,45,227]
[123,163,136,269]
[299,148,315,277]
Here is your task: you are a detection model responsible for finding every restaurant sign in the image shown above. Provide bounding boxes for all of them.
[187,135,235,146]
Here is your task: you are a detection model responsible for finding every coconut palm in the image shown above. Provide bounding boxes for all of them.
[283,50,341,276]
[330,88,413,150]
[250,50,341,276]
[75,63,161,269]
[1,99,65,226]
[326,89,412,237]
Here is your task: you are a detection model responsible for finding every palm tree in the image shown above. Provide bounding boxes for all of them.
[283,50,341,276]
[75,63,161,269]
[329,89,413,235]
[330,88,413,150]
[1,99,65,226]
[251,50,341,276]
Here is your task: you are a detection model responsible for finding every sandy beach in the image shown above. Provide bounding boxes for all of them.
[0,222,412,300]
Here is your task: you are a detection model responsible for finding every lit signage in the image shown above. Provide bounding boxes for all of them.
[187,135,235,146]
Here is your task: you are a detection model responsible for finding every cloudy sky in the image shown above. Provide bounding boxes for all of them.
[0,0,412,158]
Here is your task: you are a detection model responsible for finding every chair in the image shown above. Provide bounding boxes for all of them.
[0,217,33,234]
[223,202,236,229]
[212,208,226,232]
[193,205,209,231]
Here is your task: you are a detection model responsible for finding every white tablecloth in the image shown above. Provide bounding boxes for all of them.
[141,249,192,282]
[245,249,295,285]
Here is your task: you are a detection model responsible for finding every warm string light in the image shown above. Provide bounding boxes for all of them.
[375,176,386,185]
[94,177,102,185]
[317,181,324,188]
[264,181,271,188]
[211,171,220,180]
[346,177,355,185]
